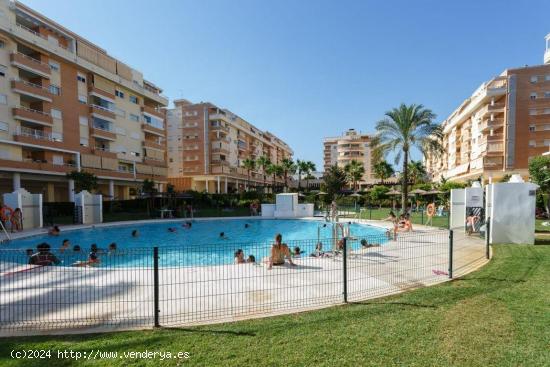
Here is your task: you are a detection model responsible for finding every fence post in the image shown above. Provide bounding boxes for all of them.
[369,207,372,220]
[342,237,348,303]
[485,217,491,259]
[448,230,453,279]
[421,209,424,225]
[153,246,160,328]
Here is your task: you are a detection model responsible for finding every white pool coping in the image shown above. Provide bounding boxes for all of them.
[0,216,488,337]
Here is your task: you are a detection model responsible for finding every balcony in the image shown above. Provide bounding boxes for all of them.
[89,86,115,101]
[89,104,116,121]
[141,105,164,119]
[210,124,230,133]
[91,146,117,158]
[143,157,166,167]
[141,123,165,137]
[11,79,52,102]
[10,52,50,78]
[0,158,73,174]
[13,127,64,148]
[89,124,117,141]
[12,106,52,126]
[486,142,504,154]
[483,157,504,170]
[480,117,504,132]
[211,141,230,154]
[209,112,231,123]
[143,139,165,150]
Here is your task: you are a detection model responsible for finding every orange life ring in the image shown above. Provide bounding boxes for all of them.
[0,205,13,221]
[426,203,436,217]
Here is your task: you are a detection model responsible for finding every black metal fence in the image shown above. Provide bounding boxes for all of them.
[0,229,488,335]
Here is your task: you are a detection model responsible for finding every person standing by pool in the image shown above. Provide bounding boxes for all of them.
[267,234,295,270]
[10,208,22,232]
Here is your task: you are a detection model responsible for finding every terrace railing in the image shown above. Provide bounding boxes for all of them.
[0,228,489,335]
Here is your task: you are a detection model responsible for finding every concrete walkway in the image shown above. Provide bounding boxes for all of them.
[0,219,488,336]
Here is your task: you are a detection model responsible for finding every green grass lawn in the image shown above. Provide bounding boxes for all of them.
[1,243,548,367]
[346,206,450,228]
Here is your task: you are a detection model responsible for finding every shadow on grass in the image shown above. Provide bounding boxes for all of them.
[161,327,256,337]
[349,301,438,309]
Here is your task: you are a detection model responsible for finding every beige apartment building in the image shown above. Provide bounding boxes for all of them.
[425,35,550,183]
[167,99,293,193]
[0,0,168,201]
[323,129,374,187]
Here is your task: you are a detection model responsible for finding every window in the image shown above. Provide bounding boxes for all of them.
[51,109,62,119]
[49,84,61,96]
[49,61,60,71]
[0,149,9,159]
[115,90,125,98]
[80,137,89,147]
[0,121,8,132]
[114,107,126,118]
[530,93,537,100]
[529,109,537,115]
[129,113,140,122]
[545,140,550,147]
[529,140,536,147]
[130,151,140,157]
[530,76,538,83]
[129,95,138,104]
[545,124,550,131]
[115,127,126,135]
[545,92,550,98]
[130,132,140,140]
[0,94,7,105]
[79,116,88,126]
[529,125,535,132]
[77,74,86,83]
[0,65,6,77]
[52,155,64,165]
[0,40,4,48]
[78,94,87,104]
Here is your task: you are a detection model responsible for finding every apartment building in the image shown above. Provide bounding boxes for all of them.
[0,0,168,201]
[323,129,373,186]
[425,35,550,183]
[167,99,293,193]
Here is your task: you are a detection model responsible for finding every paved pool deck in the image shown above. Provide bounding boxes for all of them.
[0,217,489,337]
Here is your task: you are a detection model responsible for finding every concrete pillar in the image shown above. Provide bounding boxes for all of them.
[12,172,21,191]
[108,180,115,200]
[46,183,55,202]
[68,179,75,202]
[205,179,209,193]
[217,176,221,193]
[224,176,228,193]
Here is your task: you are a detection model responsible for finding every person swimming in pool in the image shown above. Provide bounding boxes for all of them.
[132,229,139,238]
[168,227,177,233]
[234,249,245,264]
[220,232,228,240]
[247,255,256,263]
[60,239,70,253]
[267,234,295,270]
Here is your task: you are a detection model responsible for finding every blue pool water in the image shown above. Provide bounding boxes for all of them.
[2,219,387,267]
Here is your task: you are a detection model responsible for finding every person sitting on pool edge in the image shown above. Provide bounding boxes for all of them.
[311,242,324,257]
[234,249,245,264]
[293,246,303,258]
[267,234,295,270]
[247,255,256,263]
[361,239,381,248]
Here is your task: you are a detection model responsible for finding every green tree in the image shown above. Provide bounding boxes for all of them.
[322,165,348,202]
[344,160,365,191]
[266,163,284,192]
[373,103,442,212]
[280,158,296,192]
[369,185,389,208]
[302,161,316,191]
[529,156,550,213]
[408,160,428,184]
[66,170,98,193]
[141,179,157,216]
[373,160,395,182]
[242,158,256,190]
[256,155,271,192]
[296,159,308,190]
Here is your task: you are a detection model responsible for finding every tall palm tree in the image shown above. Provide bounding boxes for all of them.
[242,158,256,190]
[373,103,442,212]
[304,161,316,191]
[266,163,284,193]
[296,159,308,191]
[344,160,365,191]
[256,155,271,192]
[280,158,296,192]
[373,160,395,182]
[408,160,427,185]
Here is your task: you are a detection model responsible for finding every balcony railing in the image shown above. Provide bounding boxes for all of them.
[13,126,62,142]
[89,104,115,113]
[15,23,69,51]
[10,52,51,77]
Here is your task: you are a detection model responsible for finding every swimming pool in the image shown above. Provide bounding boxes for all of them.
[1,219,388,267]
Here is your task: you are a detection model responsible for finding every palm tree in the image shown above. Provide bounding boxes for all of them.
[344,160,365,191]
[266,163,284,193]
[373,160,395,182]
[242,158,256,190]
[373,103,442,212]
[408,160,427,185]
[296,159,308,191]
[280,158,296,192]
[304,161,316,191]
[256,155,271,192]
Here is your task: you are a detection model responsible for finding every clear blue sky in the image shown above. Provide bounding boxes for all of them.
[23,0,550,169]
